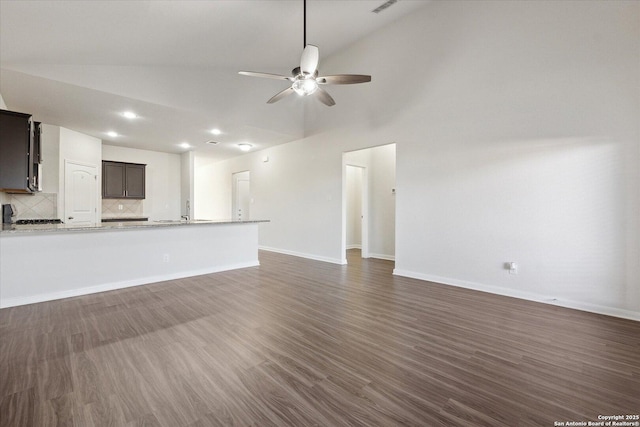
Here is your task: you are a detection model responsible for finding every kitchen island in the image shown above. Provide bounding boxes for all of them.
[0,219,267,308]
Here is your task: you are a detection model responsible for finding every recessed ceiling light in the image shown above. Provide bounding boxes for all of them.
[122,111,137,119]
[211,128,222,135]
[107,131,118,138]
[179,142,191,149]
[238,143,252,152]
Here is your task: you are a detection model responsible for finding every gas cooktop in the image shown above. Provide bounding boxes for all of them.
[15,219,63,225]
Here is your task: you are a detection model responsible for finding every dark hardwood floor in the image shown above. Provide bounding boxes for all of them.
[1,249,639,426]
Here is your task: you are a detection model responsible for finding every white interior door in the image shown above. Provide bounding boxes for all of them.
[65,161,97,224]
[360,167,369,259]
[346,165,364,249]
[232,171,250,221]
[345,164,369,259]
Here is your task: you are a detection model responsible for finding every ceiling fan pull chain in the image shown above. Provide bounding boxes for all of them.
[303,0,307,49]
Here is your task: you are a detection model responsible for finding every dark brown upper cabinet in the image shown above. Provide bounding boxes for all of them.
[102,160,146,199]
[124,163,145,198]
[0,109,40,193]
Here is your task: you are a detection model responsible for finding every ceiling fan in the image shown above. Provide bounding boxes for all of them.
[238,0,371,107]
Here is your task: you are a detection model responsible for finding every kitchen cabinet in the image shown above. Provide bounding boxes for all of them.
[0,109,39,193]
[102,161,146,199]
[32,122,42,191]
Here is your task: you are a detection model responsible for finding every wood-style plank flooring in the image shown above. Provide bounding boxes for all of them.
[1,250,639,426]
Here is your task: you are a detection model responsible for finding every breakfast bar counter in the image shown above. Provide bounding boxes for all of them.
[0,219,268,308]
[1,219,267,234]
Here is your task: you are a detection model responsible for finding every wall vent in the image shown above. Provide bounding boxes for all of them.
[372,0,398,14]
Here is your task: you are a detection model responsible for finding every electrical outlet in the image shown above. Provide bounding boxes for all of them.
[163,254,170,263]
[118,204,123,210]
[509,262,518,275]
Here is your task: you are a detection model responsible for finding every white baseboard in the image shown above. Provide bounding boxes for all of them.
[393,269,640,322]
[0,261,260,309]
[346,244,362,250]
[369,253,395,261]
[259,246,346,265]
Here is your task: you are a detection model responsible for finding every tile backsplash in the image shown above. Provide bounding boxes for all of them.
[102,198,143,217]
[10,192,58,219]
[7,194,145,220]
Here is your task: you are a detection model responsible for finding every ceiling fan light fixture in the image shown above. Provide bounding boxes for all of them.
[292,77,318,96]
[237,0,370,107]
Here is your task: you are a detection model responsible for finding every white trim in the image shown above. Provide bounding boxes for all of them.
[259,246,346,265]
[346,244,362,250]
[392,269,640,322]
[0,261,259,309]
[369,253,395,261]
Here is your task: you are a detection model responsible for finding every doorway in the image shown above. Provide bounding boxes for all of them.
[345,165,368,258]
[64,160,98,225]
[342,143,396,263]
[232,170,250,221]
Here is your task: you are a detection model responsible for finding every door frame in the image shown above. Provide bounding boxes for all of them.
[342,143,397,264]
[64,159,99,224]
[342,157,369,264]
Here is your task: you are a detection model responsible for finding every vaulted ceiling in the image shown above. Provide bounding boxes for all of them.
[0,0,430,160]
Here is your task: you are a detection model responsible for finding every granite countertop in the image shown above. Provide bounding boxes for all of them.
[1,219,269,235]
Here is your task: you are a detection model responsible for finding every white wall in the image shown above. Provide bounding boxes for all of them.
[58,127,102,220]
[196,138,347,264]
[322,0,639,317]
[197,1,639,318]
[103,145,181,220]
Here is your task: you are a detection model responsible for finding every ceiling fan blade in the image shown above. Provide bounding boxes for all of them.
[267,87,295,104]
[300,44,319,75]
[239,71,293,81]
[314,87,336,106]
[317,74,371,85]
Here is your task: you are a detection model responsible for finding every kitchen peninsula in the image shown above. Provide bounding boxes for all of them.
[0,219,267,308]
